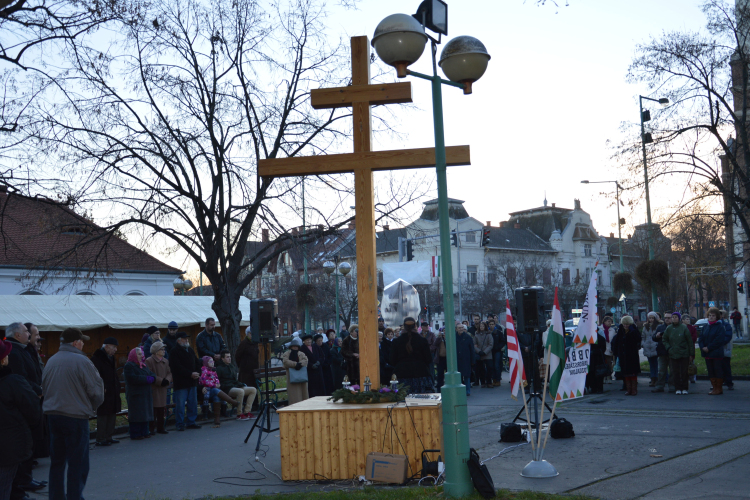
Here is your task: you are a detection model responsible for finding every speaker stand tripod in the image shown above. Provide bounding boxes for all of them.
[244,340,279,452]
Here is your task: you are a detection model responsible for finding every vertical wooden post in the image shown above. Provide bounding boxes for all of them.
[350,36,379,389]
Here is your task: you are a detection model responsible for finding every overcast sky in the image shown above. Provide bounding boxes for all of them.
[318,0,709,238]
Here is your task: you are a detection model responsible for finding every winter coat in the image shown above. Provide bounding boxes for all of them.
[142,336,156,359]
[421,330,436,357]
[492,327,506,354]
[0,366,41,467]
[698,322,727,359]
[144,355,172,408]
[455,332,475,378]
[473,331,494,361]
[124,361,155,423]
[42,344,104,419]
[600,325,616,356]
[169,345,201,390]
[612,324,641,377]
[431,334,447,365]
[329,341,345,390]
[91,348,122,416]
[730,311,742,324]
[162,333,179,359]
[379,340,393,385]
[215,362,245,393]
[662,323,695,359]
[235,337,260,387]
[390,331,431,380]
[195,330,227,358]
[301,343,326,398]
[653,323,668,356]
[282,349,309,405]
[640,323,660,358]
[722,320,733,357]
[341,334,360,385]
[199,366,220,388]
[6,337,41,395]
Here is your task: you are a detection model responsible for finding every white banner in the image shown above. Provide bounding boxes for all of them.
[382,261,432,286]
[555,343,591,402]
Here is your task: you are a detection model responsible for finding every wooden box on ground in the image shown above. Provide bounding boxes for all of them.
[277,396,442,481]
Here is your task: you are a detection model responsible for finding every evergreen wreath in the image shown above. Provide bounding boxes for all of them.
[328,384,409,404]
[613,272,634,295]
[634,260,670,292]
[296,283,317,310]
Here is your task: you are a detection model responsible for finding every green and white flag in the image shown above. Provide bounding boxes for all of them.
[545,287,566,399]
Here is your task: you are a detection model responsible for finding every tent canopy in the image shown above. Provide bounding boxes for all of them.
[0,295,251,331]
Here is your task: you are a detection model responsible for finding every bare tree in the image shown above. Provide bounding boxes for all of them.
[14,0,423,354]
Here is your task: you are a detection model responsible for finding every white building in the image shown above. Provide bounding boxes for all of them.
[0,188,181,296]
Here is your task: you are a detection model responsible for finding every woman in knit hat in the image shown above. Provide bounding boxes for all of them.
[198,356,237,427]
[641,312,661,387]
[611,316,642,396]
[282,337,309,405]
[124,347,156,440]
[144,341,172,435]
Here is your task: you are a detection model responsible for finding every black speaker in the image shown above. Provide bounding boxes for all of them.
[250,298,278,343]
[514,287,545,333]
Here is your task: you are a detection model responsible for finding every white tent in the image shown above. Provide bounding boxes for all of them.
[0,295,251,331]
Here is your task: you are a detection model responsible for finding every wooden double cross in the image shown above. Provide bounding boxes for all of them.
[259,36,470,389]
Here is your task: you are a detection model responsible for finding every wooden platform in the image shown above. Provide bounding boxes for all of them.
[277,396,443,481]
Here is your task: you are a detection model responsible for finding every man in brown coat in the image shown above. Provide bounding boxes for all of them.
[145,341,172,434]
[90,337,121,447]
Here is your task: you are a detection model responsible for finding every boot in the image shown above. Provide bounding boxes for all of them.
[712,378,724,395]
[217,390,237,415]
[708,378,717,395]
[649,377,657,387]
[630,378,637,396]
[211,402,222,427]
[624,379,632,396]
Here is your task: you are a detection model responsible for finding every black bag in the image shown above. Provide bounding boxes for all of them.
[550,418,575,439]
[467,448,495,499]
[595,364,610,377]
[499,422,523,442]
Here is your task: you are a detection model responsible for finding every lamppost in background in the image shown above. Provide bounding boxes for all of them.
[323,259,352,333]
[372,1,490,496]
[173,277,193,296]
[639,94,669,312]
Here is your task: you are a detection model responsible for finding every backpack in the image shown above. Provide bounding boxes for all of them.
[499,422,523,442]
[550,418,575,439]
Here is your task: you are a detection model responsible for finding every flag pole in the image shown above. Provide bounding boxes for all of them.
[539,399,558,461]
[519,382,535,456]
[536,345,551,453]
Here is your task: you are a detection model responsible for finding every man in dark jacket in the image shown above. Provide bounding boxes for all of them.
[162,321,180,358]
[234,326,260,389]
[169,332,201,431]
[0,339,42,500]
[651,312,674,393]
[489,319,506,386]
[729,307,742,339]
[90,337,121,446]
[4,322,46,497]
[455,324,475,395]
[141,326,161,359]
[196,318,227,361]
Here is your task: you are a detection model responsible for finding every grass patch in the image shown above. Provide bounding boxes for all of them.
[640,345,750,376]
[219,487,591,500]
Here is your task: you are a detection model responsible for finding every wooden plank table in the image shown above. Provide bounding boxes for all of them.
[277,396,443,481]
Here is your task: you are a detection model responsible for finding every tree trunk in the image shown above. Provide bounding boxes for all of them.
[211,287,243,357]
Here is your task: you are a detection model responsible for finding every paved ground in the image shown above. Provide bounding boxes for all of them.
[26,377,749,500]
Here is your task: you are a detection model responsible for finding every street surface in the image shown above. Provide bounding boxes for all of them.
[27,377,749,500]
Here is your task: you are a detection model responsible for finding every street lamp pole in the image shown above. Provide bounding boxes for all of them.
[303,178,311,334]
[639,95,668,312]
[581,180,624,274]
[372,8,490,495]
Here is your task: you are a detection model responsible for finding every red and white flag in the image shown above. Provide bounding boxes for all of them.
[506,299,526,400]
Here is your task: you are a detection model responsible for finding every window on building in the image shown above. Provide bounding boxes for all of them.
[487,268,497,284]
[525,267,534,285]
[584,244,592,257]
[467,265,478,284]
[465,232,476,243]
[562,268,570,285]
[543,268,552,285]
[507,267,517,283]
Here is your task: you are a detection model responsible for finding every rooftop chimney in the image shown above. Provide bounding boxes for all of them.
[552,203,555,208]
[499,221,507,228]
[610,232,614,238]
[574,199,581,210]
[514,223,521,229]
[348,222,356,230]
[383,224,389,231]
[486,221,491,226]
[628,234,632,239]
[262,228,269,243]
[291,227,298,235]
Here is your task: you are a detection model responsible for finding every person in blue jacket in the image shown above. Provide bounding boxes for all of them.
[699,307,727,395]
[455,323,475,395]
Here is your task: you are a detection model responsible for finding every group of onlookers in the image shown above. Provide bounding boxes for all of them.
[594,307,736,396]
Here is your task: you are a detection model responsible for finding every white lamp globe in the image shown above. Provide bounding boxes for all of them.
[323,261,336,275]
[372,14,428,77]
[438,36,491,94]
[338,262,352,275]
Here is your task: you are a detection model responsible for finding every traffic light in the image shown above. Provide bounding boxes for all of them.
[738,282,745,294]
[405,239,414,261]
[451,231,457,247]
[481,228,491,246]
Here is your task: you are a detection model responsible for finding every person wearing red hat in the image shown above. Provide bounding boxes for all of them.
[0,339,42,500]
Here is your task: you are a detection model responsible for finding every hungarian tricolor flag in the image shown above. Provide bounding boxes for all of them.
[506,300,525,400]
[545,287,566,401]
[431,256,440,277]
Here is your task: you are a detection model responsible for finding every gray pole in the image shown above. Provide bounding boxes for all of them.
[639,95,659,313]
[456,219,462,320]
